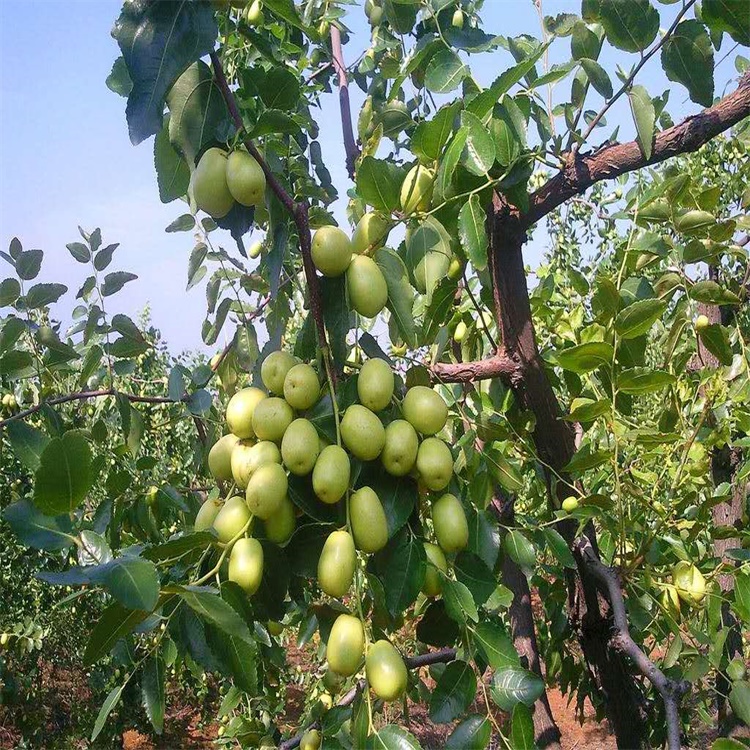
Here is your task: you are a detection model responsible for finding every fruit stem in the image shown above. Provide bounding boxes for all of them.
[323,349,342,447]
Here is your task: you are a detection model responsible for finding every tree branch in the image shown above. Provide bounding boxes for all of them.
[330,26,360,179]
[526,71,750,228]
[209,51,331,358]
[574,538,690,750]
[278,648,456,750]
[430,353,521,384]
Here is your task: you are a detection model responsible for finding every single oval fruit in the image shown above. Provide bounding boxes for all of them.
[347,255,388,319]
[402,385,448,435]
[432,494,468,553]
[357,358,394,412]
[415,437,453,492]
[561,496,579,513]
[660,584,682,620]
[281,418,320,476]
[423,542,447,597]
[193,148,234,218]
[231,440,281,489]
[245,463,288,519]
[300,729,321,750]
[351,212,390,254]
[400,164,434,214]
[226,387,267,439]
[318,530,357,598]
[695,314,710,331]
[283,363,321,411]
[228,537,264,594]
[267,620,284,636]
[313,445,351,504]
[261,351,298,395]
[381,420,419,476]
[244,0,264,24]
[671,561,706,608]
[195,498,223,531]
[327,614,364,676]
[264,495,296,544]
[252,397,294,443]
[366,640,407,701]
[226,149,266,206]
[208,434,240,481]
[341,404,386,461]
[350,486,389,553]
[727,657,747,682]
[311,226,352,277]
[248,240,263,259]
[213,495,252,543]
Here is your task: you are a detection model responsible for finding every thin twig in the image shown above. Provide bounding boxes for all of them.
[330,25,360,179]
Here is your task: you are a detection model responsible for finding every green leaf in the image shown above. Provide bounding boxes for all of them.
[436,127,468,202]
[458,195,488,271]
[486,448,524,492]
[3,500,74,551]
[702,0,750,46]
[543,528,577,569]
[112,1,218,145]
[102,271,138,297]
[661,21,714,107]
[580,58,613,98]
[617,367,676,394]
[412,101,460,162]
[84,602,149,665]
[6,421,49,471]
[319,276,349,370]
[674,209,716,235]
[734,572,750,623]
[66,242,91,263]
[599,0,659,52]
[690,280,741,305]
[445,715,490,750]
[176,586,254,643]
[460,111,495,176]
[142,655,165,734]
[154,117,190,204]
[467,509,501,570]
[443,577,479,624]
[33,431,93,515]
[699,324,734,366]
[404,216,453,305]
[729,681,750,726]
[614,298,667,339]
[416,600,459,647]
[15,248,43,280]
[357,156,405,213]
[511,703,536,750]
[91,684,125,741]
[556,341,614,373]
[628,85,655,160]
[490,666,545,711]
[262,0,306,30]
[454,551,496,606]
[425,49,468,93]
[711,739,749,750]
[0,277,20,306]
[143,531,216,562]
[473,621,519,670]
[89,558,160,611]
[504,530,536,569]
[364,725,422,750]
[429,660,477,723]
[571,21,603,60]
[106,56,133,97]
[373,528,426,618]
[25,283,67,309]
[374,248,417,349]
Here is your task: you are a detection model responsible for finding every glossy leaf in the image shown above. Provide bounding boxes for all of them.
[33,431,93,515]
[3,500,74,551]
[373,528,426,617]
[661,21,714,107]
[142,655,165,734]
[445,715,490,749]
[458,195,488,271]
[429,660,477,723]
[490,666,545,711]
[473,621,519,670]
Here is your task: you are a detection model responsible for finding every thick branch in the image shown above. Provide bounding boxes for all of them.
[526,71,750,228]
[330,26,360,179]
[278,648,456,750]
[575,539,689,750]
[431,353,521,384]
[209,51,330,356]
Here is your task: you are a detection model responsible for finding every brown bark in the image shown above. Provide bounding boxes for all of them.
[330,26,360,179]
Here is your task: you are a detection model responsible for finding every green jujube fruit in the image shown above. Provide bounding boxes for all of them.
[432,493,468,553]
[415,437,453,492]
[346,255,388,318]
[264,495,296,544]
[281,418,320,476]
[226,387,267,439]
[213,495,252,543]
[232,440,281,489]
[195,498,223,531]
[350,486,389,553]
[357,358,394,412]
[313,445,351,504]
[261,351,297,395]
[423,542,447,597]
[340,404,385,461]
[228,537,264,594]
[208,433,240,481]
[318,530,357,598]
[366,640,408,700]
[283,363,320,410]
[193,147,234,218]
[252,397,294,443]
[381,420,419,476]
[245,463,288,520]
[226,149,266,206]
[327,614,365,676]
[402,385,448,435]
[311,226,352,277]
[351,212,390,254]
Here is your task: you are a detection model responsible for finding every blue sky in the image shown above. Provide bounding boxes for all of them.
[0,1,741,356]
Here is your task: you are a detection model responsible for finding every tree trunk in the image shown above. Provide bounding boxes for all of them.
[487,195,648,748]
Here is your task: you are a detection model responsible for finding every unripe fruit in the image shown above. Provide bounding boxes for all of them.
[323,669,343,692]
[226,150,266,206]
[366,640,407,700]
[311,226,352,277]
[252,397,294,443]
[261,351,298,395]
[695,314,710,331]
[195,498,223,531]
[357,358,394,412]
[313,445,351,504]
[452,8,464,28]
[423,542,447,597]
[318,530,357,597]
[248,240,263,259]
[561,496,579,513]
[369,5,383,26]
[400,164,434,214]
[341,404,386,461]
[413,248,452,295]
[660,584,682,620]
[281,418,320,475]
[226,387,267,439]
[264,495,296,544]
[416,438,453,492]
[267,620,284,636]
[213,495,252,543]
[350,487,389,553]
[727,657,746,682]
[351,212,391,254]
[447,257,463,280]
[402,386,448,435]
[381,420,419,476]
[327,614,364,676]
[194,148,234,218]
[228,537,264,594]
[671,561,706,608]
[432,494,468,553]
[283,363,321,411]
[453,321,467,343]
[300,729,322,750]
[246,463,288,520]
[347,256,388,318]
[208,434,240,481]
[244,0,264,24]
[232,440,281,489]
[0,634,7,647]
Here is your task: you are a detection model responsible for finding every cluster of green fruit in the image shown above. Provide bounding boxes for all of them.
[660,561,707,619]
[1,393,17,411]
[191,147,266,219]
